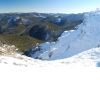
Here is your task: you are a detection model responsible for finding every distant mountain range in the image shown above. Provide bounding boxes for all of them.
[0,12,85,53]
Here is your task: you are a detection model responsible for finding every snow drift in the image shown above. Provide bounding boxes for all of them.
[28,9,100,60]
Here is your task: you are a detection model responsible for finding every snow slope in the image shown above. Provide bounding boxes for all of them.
[0,54,100,100]
[1,9,100,100]
[0,47,100,67]
[29,9,100,60]
[0,46,100,100]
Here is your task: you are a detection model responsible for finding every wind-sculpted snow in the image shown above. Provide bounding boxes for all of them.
[29,9,100,60]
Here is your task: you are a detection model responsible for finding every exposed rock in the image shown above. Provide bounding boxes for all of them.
[0,44,19,56]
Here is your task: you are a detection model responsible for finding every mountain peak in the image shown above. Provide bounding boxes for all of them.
[28,9,100,60]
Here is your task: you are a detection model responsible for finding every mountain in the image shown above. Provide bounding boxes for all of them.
[28,9,100,60]
[1,9,100,67]
[0,12,84,54]
[1,11,100,100]
[0,13,84,40]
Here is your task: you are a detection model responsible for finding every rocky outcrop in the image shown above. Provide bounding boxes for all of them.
[0,43,19,56]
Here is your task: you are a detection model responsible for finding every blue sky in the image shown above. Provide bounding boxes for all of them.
[0,0,100,13]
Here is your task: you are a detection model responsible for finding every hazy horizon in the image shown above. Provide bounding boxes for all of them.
[0,0,100,13]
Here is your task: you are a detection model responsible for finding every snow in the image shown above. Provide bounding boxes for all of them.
[1,9,100,67]
[0,52,100,100]
[1,9,100,100]
[22,19,30,25]
[0,47,100,67]
[8,17,21,24]
[29,9,100,60]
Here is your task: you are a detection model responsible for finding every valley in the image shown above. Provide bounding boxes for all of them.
[0,12,84,54]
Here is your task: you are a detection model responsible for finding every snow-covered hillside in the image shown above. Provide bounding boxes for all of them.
[0,47,100,67]
[1,51,100,100]
[0,40,100,100]
[29,8,100,60]
[1,9,100,67]
[1,9,100,100]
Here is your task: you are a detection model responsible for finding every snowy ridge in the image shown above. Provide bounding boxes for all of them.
[0,39,100,67]
[29,9,100,60]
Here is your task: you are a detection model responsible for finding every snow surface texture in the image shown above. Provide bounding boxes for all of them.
[0,47,100,67]
[29,9,100,61]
